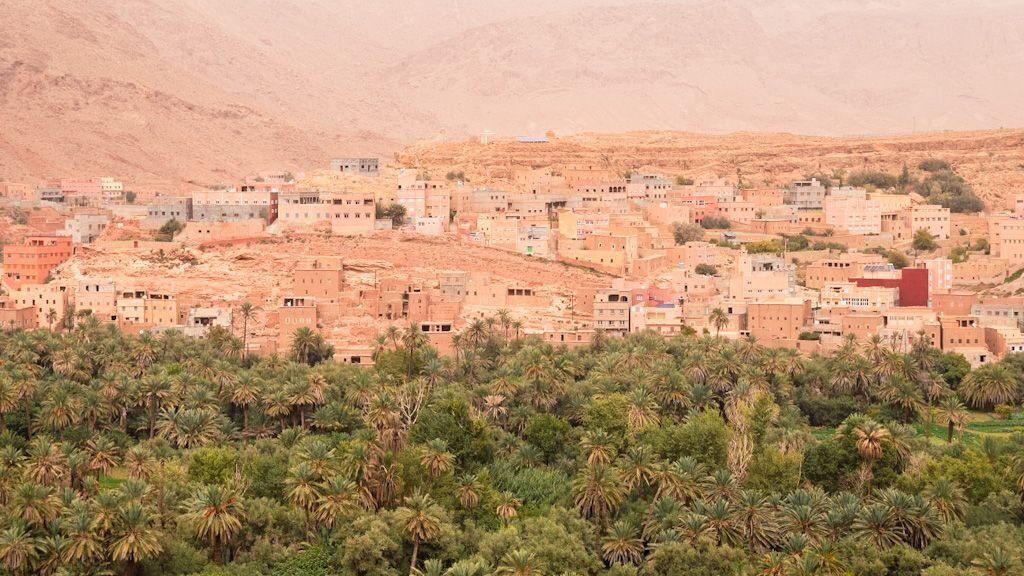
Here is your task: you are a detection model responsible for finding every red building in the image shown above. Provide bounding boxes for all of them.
[851,267,929,307]
[2,236,74,289]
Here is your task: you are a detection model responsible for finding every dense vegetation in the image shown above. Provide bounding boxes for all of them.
[805,159,984,214]
[1,319,1024,576]
[376,203,408,228]
[699,216,731,230]
[671,223,704,245]
[156,219,184,242]
[913,161,985,214]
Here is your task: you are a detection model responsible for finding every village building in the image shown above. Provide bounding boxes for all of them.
[593,289,632,335]
[783,178,826,209]
[2,236,74,289]
[823,194,881,235]
[746,299,813,341]
[0,297,37,330]
[989,215,1024,264]
[278,295,318,351]
[916,257,954,295]
[192,189,279,223]
[294,257,345,300]
[954,256,1010,285]
[76,281,119,322]
[145,197,193,228]
[820,282,899,312]
[58,212,109,244]
[905,204,951,240]
[330,157,379,175]
[116,289,178,328]
[187,307,233,330]
[278,191,374,234]
[11,283,71,329]
[804,252,887,289]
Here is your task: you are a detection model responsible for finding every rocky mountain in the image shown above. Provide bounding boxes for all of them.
[1,0,1022,181]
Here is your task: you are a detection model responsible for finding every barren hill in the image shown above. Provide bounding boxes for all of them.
[399,129,1024,207]
[2,0,1023,181]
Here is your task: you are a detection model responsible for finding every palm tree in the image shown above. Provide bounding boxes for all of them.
[572,464,625,526]
[456,473,482,509]
[79,384,111,432]
[0,522,41,575]
[314,476,360,528]
[239,302,255,358]
[601,520,643,565]
[287,380,319,429]
[262,388,292,429]
[496,309,512,340]
[697,498,742,546]
[972,546,1020,576]
[291,327,319,365]
[511,320,524,340]
[852,504,902,548]
[39,386,82,431]
[619,445,655,493]
[25,436,69,486]
[843,418,890,493]
[495,549,543,576]
[12,482,56,529]
[396,491,444,576]
[46,308,57,331]
[140,374,172,439]
[481,394,507,424]
[109,503,163,576]
[879,377,923,423]
[936,396,968,443]
[229,373,261,436]
[960,364,1018,409]
[0,376,20,433]
[285,462,321,530]
[182,485,245,564]
[412,558,445,576]
[923,479,965,524]
[419,439,455,486]
[734,489,779,552]
[580,430,616,466]
[495,492,521,526]
[64,507,104,566]
[297,439,336,478]
[710,308,729,338]
[625,386,660,431]
[155,406,220,448]
[402,323,428,380]
[85,436,120,477]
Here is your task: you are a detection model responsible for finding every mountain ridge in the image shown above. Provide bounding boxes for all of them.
[1,0,1023,181]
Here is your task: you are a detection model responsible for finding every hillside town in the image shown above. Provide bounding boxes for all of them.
[2,149,1024,369]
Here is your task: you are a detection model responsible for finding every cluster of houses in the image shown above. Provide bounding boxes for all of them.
[4,157,1024,368]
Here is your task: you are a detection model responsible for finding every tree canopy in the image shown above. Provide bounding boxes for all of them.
[0,320,1022,576]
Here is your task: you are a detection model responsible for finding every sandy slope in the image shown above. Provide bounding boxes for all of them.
[1,0,1023,181]
[400,129,1024,207]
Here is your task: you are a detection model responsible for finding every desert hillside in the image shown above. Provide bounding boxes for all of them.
[400,129,1024,207]
[2,0,1024,181]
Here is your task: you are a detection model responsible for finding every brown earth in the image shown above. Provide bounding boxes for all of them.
[53,232,610,342]
[399,130,1024,208]
[3,0,1024,183]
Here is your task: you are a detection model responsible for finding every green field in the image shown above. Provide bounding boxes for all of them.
[814,410,1024,447]
[97,466,130,491]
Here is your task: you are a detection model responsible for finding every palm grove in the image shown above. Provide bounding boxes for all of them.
[1,314,1024,576]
